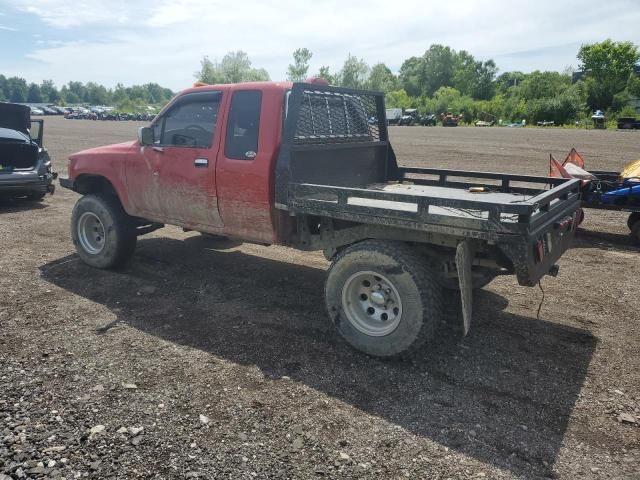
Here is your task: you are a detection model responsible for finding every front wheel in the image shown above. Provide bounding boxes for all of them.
[325,240,442,358]
[71,194,137,269]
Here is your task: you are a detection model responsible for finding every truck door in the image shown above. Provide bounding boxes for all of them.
[216,89,276,243]
[148,90,224,228]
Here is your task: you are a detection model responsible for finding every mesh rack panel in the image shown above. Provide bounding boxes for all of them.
[293,88,382,145]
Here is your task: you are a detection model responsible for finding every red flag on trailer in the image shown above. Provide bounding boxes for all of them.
[564,148,585,169]
[550,154,571,178]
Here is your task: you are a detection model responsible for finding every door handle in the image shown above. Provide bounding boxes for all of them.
[194,158,208,168]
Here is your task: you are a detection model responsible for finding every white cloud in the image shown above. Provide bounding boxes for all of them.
[3,0,640,89]
[15,0,147,28]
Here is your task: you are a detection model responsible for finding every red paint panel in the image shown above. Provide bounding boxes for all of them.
[216,84,288,244]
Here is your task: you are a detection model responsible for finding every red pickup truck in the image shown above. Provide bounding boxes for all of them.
[60,81,582,357]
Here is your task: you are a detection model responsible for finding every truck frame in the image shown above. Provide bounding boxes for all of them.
[60,81,582,357]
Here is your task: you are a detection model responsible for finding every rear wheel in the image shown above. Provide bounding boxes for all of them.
[71,194,137,269]
[325,240,442,358]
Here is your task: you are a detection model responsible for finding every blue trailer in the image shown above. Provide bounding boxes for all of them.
[581,170,640,244]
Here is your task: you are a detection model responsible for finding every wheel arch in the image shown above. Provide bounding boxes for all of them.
[74,174,118,197]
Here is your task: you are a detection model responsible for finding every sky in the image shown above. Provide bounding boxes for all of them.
[1,0,639,91]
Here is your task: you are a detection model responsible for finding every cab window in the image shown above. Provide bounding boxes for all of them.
[154,91,222,147]
[225,90,261,160]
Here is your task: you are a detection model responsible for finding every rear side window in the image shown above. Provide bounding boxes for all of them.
[225,90,261,160]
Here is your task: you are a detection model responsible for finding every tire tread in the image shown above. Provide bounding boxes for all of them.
[326,240,443,358]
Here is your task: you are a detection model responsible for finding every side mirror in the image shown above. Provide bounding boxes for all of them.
[138,126,154,146]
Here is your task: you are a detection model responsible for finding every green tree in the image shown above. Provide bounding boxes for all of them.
[85,82,110,105]
[220,51,252,83]
[40,80,60,103]
[337,54,369,89]
[385,89,412,109]
[518,71,571,100]
[452,51,496,99]
[315,66,335,84]
[419,44,457,96]
[628,74,640,98]
[27,83,43,103]
[398,56,423,97]
[367,63,397,93]
[112,83,128,104]
[472,59,497,100]
[495,71,526,95]
[194,51,270,84]
[287,48,313,82]
[6,77,28,102]
[66,81,87,103]
[0,75,7,101]
[195,56,222,84]
[578,39,640,109]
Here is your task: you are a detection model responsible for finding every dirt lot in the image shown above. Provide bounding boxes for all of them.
[1,118,639,479]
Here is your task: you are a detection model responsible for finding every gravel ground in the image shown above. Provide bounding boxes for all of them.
[1,118,639,479]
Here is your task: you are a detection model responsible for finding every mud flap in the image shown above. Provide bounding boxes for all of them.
[455,240,474,335]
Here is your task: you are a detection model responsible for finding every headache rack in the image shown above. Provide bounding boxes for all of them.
[275,84,582,240]
[275,83,398,206]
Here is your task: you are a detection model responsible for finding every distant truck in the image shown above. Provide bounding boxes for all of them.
[385,108,402,125]
[60,81,582,358]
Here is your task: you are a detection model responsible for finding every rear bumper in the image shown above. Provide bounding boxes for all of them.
[0,172,56,196]
[499,205,582,286]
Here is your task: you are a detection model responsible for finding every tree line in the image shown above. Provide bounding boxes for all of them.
[195,40,640,125]
[3,39,638,125]
[0,76,174,111]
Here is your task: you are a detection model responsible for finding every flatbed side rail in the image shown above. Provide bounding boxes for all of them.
[286,181,581,239]
[400,167,569,188]
[525,178,582,229]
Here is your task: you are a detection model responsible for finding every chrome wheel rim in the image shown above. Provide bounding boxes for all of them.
[341,271,403,337]
[77,212,106,255]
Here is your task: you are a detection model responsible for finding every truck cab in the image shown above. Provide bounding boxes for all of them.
[64,82,292,244]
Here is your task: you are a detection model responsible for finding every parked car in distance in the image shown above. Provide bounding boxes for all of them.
[29,106,45,116]
[617,117,640,129]
[441,112,460,126]
[0,103,56,200]
[421,113,437,126]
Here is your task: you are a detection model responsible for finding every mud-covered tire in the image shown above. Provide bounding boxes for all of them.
[325,240,443,358]
[71,194,137,269]
[627,212,640,231]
